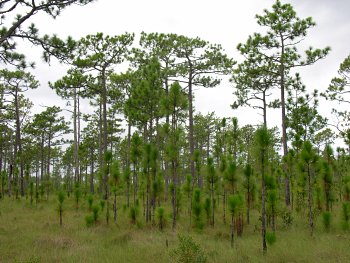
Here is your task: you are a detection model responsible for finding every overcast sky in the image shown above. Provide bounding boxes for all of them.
[20,0,350,130]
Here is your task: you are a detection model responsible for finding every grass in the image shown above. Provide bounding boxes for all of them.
[0,196,350,262]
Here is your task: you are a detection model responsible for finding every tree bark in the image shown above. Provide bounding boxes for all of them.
[307,164,313,236]
[231,214,234,248]
[102,68,108,199]
[46,134,51,200]
[280,37,291,206]
[261,152,267,253]
[90,147,94,194]
[187,70,196,187]
[73,88,79,183]
[247,179,250,225]
[14,87,24,196]
[114,191,117,223]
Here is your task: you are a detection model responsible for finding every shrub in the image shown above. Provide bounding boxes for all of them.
[87,195,94,211]
[266,232,276,246]
[29,180,34,204]
[203,197,211,225]
[342,203,350,230]
[58,190,65,204]
[39,184,45,200]
[171,235,207,263]
[129,205,139,224]
[92,204,99,224]
[192,189,203,230]
[281,210,293,228]
[157,207,166,230]
[85,215,94,227]
[322,212,331,231]
[100,200,105,211]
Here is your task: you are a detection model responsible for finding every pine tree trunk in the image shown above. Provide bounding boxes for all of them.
[261,156,267,253]
[46,136,51,200]
[187,72,195,187]
[307,164,313,236]
[280,38,290,207]
[102,68,108,199]
[60,208,62,226]
[133,165,137,206]
[90,148,94,194]
[106,197,109,225]
[172,160,177,230]
[73,88,79,183]
[127,182,130,208]
[146,180,150,223]
[247,181,250,225]
[114,191,117,223]
[211,182,215,227]
[272,204,276,232]
[231,214,234,248]
[223,190,226,225]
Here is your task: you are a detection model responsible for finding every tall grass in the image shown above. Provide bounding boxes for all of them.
[0,197,349,262]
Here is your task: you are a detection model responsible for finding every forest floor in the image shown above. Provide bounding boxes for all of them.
[0,196,350,263]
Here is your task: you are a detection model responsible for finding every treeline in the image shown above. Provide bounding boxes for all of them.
[0,0,350,253]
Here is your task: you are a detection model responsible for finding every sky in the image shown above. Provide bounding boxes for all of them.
[16,0,350,133]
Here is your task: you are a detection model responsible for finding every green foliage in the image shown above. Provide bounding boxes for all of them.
[341,203,350,230]
[161,81,188,119]
[322,212,332,231]
[183,174,192,198]
[29,180,34,204]
[228,194,244,216]
[265,175,276,189]
[203,197,211,225]
[301,141,317,164]
[192,188,203,229]
[322,54,350,107]
[110,160,121,186]
[57,190,65,205]
[104,150,113,163]
[100,200,105,211]
[255,126,273,151]
[321,161,332,184]
[267,189,277,204]
[193,149,201,166]
[0,1,347,260]
[156,207,166,230]
[244,164,252,180]
[315,186,323,210]
[206,157,217,185]
[92,204,99,223]
[123,166,131,191]
[225,160,237,192]
[171,235,207,263]
[129,205,139,224]
[176,186,183,213]
[130,132,143,165]
[85,215,94,227]
[87,195,93,210]
[266,232,276,246]
[281,210,293,228]
[155,172,164,200]
[125,57,164,132]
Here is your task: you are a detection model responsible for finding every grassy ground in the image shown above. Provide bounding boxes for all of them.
[0,196,350,263]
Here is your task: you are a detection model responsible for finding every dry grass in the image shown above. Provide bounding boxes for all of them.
[0,196,350,262]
